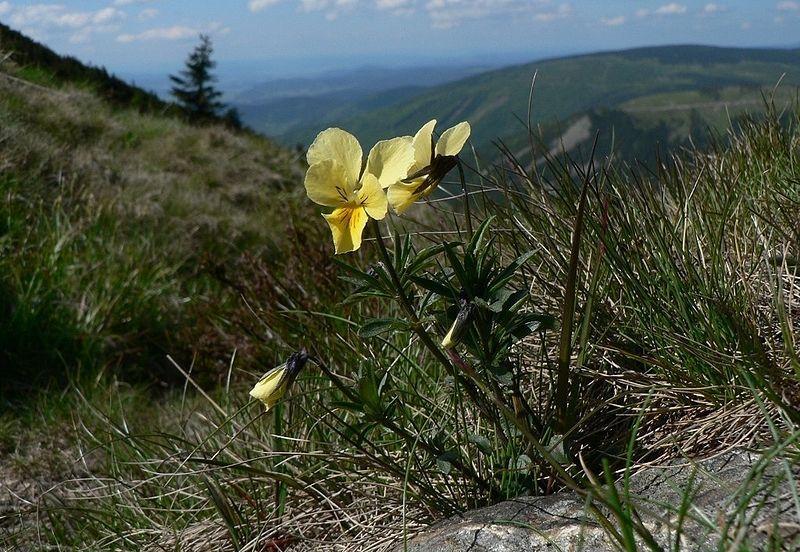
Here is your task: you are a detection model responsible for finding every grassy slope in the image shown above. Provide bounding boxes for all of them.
[0,48,327,393]
[287,45,800,161]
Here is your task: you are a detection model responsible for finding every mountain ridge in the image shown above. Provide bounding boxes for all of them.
[277,43,800,164]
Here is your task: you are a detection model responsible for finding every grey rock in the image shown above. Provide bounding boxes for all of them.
[398,450,800,551]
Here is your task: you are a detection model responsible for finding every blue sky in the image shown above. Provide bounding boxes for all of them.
[2,1,798,80]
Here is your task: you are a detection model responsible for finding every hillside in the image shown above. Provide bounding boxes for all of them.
[0,27,316,394]
[284,45,800,163]
[232,64,491,139]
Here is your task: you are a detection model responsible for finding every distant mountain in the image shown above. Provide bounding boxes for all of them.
[283,45,800,164]
[231,64,493,139]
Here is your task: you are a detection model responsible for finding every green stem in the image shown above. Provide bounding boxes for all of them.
[555,176,590,432]
[457,160,473,240]
[312,352,495,496]
[370,219,506,440]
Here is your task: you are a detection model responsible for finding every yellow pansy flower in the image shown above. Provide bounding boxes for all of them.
[249,350,309,411]
[388,120,471,215]
[305,128,414,254]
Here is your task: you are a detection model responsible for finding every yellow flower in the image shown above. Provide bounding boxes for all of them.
[249,351,309,411]
[305,128,414,254]
[441,301,476,349]
[388,120,471,215]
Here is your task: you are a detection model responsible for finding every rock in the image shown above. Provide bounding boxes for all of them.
[398,450,800,551]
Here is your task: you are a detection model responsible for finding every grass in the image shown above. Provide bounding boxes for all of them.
[0,53,329,395]
[1,49,799,550]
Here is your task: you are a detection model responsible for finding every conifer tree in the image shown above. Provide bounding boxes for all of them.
[169,34,225,122]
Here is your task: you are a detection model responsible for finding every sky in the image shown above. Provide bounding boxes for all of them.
[2,0,799,83]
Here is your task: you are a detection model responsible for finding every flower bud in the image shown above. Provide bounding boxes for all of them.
[441,302,475,349]
[249,349,309,411]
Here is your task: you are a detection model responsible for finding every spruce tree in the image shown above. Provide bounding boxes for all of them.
[169,34,225,122]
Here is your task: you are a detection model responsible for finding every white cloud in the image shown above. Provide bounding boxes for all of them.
[245,0,564,27]
[117,21,228,43]
[534,3,572,22]
[702,3,726,13]
[248,0,281,11]
[0,2,11,16]
[740,20,751,28]
[424,0,551,29]
[117,25,198,42]
[138,7,158,19]
[10,4,125,29]
[375,0,414,16]
[655,3,687,15]
[635,8,650,17]
[376,0,410,8]
[113,0,156,6]
[600,15,626,26]
[299,0,327,11]
[777,1,799,10]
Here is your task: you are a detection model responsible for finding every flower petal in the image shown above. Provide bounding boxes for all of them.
[357,173,388,220]
[322,206,369,254]
[435,121,471,157]
[365,136,414,189]
[387,181,422,215]
[305,159,353,207]
[249,365,286,410]
[412,119,437,169]
[307,128,363,184]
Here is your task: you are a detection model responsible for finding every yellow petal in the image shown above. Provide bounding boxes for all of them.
[365,136,414,189]
[304,159,353,207]
[435,121,471,157]
[307,128,363,185]
[322,206,369,254]
[441,321,457,349]
[387,181,422,215]
[357,173,388,220]
[412,119,437,169]
[249,366,287,410]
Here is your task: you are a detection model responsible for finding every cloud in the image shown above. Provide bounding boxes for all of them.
[376,0,411,8]
[0,2,10,16]
[702,3,726,14]
[248,0,282,11]
[117,25,197,42]
[138,7,158,20]
[10,4,125,29]
[245,0,563,27]
[600,15,626,26]
[534,3,572,22]
[113,0,156,5]
[740,20,751,28]
[375,0,413,13]
[635,8,650,17]
[117,21,229,43]
[777,1,799,10]
[654,3,687,15]
[422,0,552,29]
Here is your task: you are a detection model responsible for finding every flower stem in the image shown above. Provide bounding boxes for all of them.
[457,160,473,240]
[369,219,507,443]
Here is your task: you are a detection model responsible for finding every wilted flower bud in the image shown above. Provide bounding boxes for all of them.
[249,349,309,411]
[441,301,476,349]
